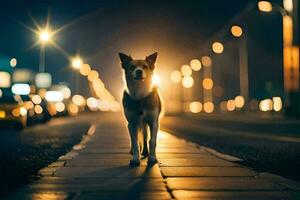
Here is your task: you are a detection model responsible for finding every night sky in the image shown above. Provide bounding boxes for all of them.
[0,0,283,100]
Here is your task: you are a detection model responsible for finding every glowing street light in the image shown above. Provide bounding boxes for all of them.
[203,102,214,113]
[72,57,83,70]
[234,95,245,108]
[79,64,91,76]
[283,0,293,12]
[201,56,212,67]
[189,101,202,113]
[39,30,51,43]
[182,76,194,88]
[10,58,17,67]
[202,78,213,90]
[258,0,298,116]
[190,59,202,71]
[231,25,243,37]
[258,1,272,12]
[181,65,192,76]
[37,28,53,72]
[212,42,224,54]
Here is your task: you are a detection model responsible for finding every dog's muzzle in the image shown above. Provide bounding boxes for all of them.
[134,69,145,80]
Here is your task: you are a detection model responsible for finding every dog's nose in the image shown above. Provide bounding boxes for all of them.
[136,69,143,76]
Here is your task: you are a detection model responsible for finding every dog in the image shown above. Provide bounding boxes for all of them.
[119,52,161,166]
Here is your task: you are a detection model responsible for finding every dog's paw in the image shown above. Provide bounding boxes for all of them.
[141,149,149,158]
[147,157,158,165]
[129,159,140,166]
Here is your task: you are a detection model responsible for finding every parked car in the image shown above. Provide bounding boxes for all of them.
[0,89,27,129]
[29,94,51,123]
[20,94,36,125]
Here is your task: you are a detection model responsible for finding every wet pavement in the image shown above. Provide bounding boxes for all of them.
[0,115,91,196]
[5,112,300,200]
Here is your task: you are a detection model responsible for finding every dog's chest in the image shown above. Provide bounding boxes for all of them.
[122,89,161,120]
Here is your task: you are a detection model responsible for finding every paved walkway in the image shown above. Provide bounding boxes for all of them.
[6,113,300,199]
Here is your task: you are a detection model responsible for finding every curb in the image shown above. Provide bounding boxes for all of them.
[38,124,96,177]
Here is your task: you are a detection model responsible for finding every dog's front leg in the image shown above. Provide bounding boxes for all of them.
[148,120,158,164]
[128,122,140,166]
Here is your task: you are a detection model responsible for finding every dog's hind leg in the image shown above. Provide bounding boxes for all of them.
[141,122,149,158]
[128,122,141,166]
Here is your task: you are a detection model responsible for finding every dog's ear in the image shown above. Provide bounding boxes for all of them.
[119,53,132,68]
[146,52,157,69]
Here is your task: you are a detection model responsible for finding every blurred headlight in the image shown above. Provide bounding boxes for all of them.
[34,105,43,114]
[20,107,27,116]
[12,108,20,117]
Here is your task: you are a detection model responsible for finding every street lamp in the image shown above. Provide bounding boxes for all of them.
[212,42,224,54]
[230,24,249,104]
[257,1,272,12]
[71,57,83,93]
[231,25,243,37]
[39,30,51,43]
[38,28,53,73]
[71,57,83,70]
[258,0,299,116]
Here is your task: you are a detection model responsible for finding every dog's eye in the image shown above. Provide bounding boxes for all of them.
[142,65,147,69]
[129,65,135,71]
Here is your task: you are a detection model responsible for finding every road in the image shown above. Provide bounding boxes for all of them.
[1,111,299,197]
[0,114,92,196]
[161,113,300,181]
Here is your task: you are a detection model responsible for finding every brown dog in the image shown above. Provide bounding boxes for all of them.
[119,52,161,166]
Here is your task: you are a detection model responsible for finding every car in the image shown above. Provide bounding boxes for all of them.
[29,94,51,123]
[0,89,27,129]
[20,94,36,125]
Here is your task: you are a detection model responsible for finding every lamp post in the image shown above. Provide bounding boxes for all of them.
[71,57,83,93]
[38,29,52,73]
[258,0,299,117]
[230,25,249,105]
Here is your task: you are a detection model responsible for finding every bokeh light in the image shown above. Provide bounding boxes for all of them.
[201,56,212,67]
[181,65,192,76]
[34,105,43,114]
[189,101,202,113]
[212,42,224,54]
[170,70,182,83]
[258,1,272,12]
[231,25,243,37]
[72,95,85,106]
[227,100,236,111]
[87,97,99,111]
[68,103,79,116]
[220,101,227,112]
[88,70,99,82]
[55,102,65,112]
[61,87,71,99]
[259,99,273,112]
[272,97,282,112]
[10,58,17,67]
[190,59,202,71]
[31,95,42,105]
[182,76,194,88]
[202,78,213,90]
[203,102,214,113]
[234,96,245,108]
[71,57,83,69]
[80,64,91,76]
